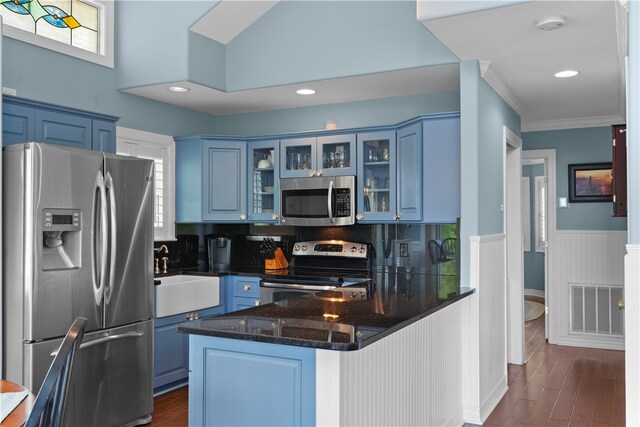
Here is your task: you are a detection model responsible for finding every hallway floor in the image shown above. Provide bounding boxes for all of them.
[485,296,625,426]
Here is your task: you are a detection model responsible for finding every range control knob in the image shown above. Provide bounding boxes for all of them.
[350,246,357,253]
[294,245,300,251]
[301,244,308,251]
[359,246,366,253]
[351,292,357,298]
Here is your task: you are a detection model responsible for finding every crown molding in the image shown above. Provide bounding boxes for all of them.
[522,114,626,133]
[478,60,526,117]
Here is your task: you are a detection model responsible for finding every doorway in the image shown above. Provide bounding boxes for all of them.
[521,157,547,360]
[521,149,557,355]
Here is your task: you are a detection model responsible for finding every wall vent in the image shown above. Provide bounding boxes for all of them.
[571,283,624,336]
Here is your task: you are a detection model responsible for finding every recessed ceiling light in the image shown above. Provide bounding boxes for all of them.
[168,86,189,93]
[296,88,316,95]
[554,70,580,78]
[536,15,566,31]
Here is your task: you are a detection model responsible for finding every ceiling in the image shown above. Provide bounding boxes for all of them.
[124,1,627,132]
[423,0,627,131]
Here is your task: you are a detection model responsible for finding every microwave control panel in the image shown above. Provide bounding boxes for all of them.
[335,188,351,217]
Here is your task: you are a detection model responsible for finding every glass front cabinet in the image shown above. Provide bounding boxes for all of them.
[280,134,356,178]
[248,140,280,223]
[356,131,397,222]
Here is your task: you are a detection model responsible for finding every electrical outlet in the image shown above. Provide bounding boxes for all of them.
[400,243,409,257]
[2,87,17,96]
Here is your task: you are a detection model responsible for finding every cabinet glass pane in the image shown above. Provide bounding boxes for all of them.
[251,147,276,214]
[362,138,391,213]
[285,145,312,172]
[321,142,351,170]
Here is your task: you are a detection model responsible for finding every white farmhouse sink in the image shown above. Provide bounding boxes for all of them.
[155,275,220,318]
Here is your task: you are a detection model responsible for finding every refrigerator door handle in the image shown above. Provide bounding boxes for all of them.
[104,172,117,304]
[50,331,144,356]
[93,172,108,306]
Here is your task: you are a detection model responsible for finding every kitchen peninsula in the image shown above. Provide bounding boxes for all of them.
[179,268,473,426]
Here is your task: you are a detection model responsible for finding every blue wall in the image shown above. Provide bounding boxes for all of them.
[226,1,458,91]
[1,38,219,136]
[522,127,627,231]
[214,91,460,136]
[522,164,545,293]
[459,60,521,287]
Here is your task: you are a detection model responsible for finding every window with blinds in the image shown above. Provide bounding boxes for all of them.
[116,127,175,241]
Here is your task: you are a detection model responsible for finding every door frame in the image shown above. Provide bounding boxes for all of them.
[522,149,557,344]
[504,126,524,364]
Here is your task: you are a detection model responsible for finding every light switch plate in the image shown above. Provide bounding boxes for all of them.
[558,197,568,208]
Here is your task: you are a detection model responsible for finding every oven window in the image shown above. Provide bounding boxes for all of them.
[282,189,328,218]
[272,290,311,303]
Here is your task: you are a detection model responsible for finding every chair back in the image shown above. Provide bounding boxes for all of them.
[26,317,87,427]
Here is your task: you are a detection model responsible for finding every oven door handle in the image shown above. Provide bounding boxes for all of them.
[261,281,336,291]
[327,180,335,224]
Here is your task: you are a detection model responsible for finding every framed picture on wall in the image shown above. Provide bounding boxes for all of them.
[568,162,613,203]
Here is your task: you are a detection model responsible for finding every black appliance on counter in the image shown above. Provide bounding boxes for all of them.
[259,240,374,304]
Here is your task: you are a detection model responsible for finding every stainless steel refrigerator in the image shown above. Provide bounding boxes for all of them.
[2,142,154,426]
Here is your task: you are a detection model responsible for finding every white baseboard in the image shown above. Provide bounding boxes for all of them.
[480,377,509,423]
[554,335,624,351]
[524,289,545,298]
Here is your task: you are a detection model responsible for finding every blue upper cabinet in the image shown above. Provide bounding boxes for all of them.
[36,109,92,150]
[356,130,397,223]
[280,134,356,178]
[92,120,117,154]
[203,140,248,222]
[2,102,35,145]
[248,140,280,223]
[2,96,117,152]
[422,114,461,223]
[396,122,423,221]
[175,136,248,223]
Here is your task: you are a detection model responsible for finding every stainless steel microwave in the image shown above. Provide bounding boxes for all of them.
[280,176,355,226]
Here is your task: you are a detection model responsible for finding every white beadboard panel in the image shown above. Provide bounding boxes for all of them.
[552,231,627,350]
[625,245,640,426]
[463,234,508,424]
[321,300,466,427]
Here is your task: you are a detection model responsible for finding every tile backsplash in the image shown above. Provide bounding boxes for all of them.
[158,222,459,275]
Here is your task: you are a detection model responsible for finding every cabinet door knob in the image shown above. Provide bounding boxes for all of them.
[309,170,316,177]
[394,213,401,220]
[240,214,247,221]
[356,213,364,220]
[618,299,625,310]
[272,213,279,221]
[243,284,251,291]
[316,169,323,177]
[254,300,260,306]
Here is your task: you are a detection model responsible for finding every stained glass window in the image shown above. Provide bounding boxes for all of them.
[0,0,112,68]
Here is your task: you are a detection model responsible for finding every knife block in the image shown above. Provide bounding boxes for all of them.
[265,248,289,270]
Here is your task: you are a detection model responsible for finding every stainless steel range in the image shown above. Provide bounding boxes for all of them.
[259,240,373,304]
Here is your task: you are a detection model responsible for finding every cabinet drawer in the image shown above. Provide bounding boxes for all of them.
[232,277,261,298]
[231,296,261,312]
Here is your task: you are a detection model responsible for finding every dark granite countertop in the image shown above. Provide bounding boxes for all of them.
[177,268,474,351]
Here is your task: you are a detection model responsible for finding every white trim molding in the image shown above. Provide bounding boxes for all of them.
[625,244,640,426]
[479,60,526,116]
[522,114,626,132]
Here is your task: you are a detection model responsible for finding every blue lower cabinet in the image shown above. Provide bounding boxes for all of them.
[154,305,225,393]
[189,335,316,426]
[227,276,261,312]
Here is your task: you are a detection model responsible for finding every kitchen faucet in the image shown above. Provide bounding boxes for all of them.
[154,245,169,274]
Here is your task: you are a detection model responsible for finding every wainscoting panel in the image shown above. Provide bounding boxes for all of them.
[463,234,507,424]
[316,300,466,427]
[553,231,627,350]
[625,245,640,426]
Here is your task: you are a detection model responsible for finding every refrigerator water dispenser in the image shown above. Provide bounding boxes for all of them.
[41,208,81,270]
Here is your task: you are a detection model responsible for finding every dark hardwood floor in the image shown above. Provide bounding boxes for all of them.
[149,298,626,426]
[149,386,188,427]
[485,296,625,426]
